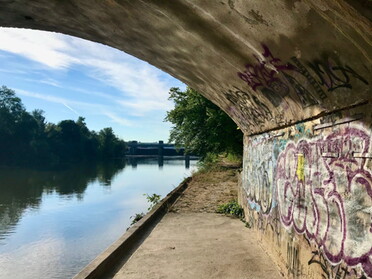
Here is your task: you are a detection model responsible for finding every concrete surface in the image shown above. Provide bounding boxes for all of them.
[112,212,284,279]
[0,1,370,135]
[74,178,192,279]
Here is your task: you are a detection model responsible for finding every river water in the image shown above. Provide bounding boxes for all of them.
[0,158,197,279]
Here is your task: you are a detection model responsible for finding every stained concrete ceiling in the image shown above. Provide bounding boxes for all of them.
[0,0,370,135]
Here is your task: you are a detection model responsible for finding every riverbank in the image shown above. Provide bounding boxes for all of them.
[109,163,284,279]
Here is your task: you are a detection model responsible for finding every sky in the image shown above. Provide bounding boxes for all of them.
[0,27,186,142]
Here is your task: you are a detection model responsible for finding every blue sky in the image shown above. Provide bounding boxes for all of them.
[0,27,185,142]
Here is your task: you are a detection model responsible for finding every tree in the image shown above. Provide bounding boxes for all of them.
[32,109,46,133]
[98,127,116,158]
[0,86,31,164]
[0,86,25,139]
[98,127,126,159]
[0,86,25,118]
[165,87,243,158]
[29,109,52,164]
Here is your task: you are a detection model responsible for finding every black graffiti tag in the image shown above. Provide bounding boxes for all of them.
[225,86,273,127]
[237,45,369,109]
[307,58,369,92]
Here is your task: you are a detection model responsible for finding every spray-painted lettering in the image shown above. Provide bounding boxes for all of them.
[308,58,369,92]
[226,86,273,129]
[237,45,368,108]
[276,127,372,277]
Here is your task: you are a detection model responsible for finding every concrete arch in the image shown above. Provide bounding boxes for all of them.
[1,0,370,135]
[1,1,371,278]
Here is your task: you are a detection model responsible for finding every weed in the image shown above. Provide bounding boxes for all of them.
[128,193,162,229]
[130,212,145,226]
[144,193,162,211]
[216,200,244,219]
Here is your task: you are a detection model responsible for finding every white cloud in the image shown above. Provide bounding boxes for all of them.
[16,88,133,127]
[102,112,132,126]
[0,27,178,109]
[16,88,82,106]
[0,28,79,69]
[117,99,172,116]
[20,77,63,88]
[0,68,28,75]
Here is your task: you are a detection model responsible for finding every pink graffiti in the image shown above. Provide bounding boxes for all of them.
[237,44,295,91]
[237,45,368,108]
[276,127,372,277]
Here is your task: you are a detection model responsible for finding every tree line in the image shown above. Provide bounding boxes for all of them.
[0,85,242,167]
[0,86,126,167]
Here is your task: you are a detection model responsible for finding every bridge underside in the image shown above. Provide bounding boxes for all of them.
[0,1,371,278]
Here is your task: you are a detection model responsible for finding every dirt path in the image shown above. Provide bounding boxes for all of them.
[170,167,238,213]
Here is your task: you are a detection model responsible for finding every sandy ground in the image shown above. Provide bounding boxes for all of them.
[111,167,283,279]
[170,167,239,213]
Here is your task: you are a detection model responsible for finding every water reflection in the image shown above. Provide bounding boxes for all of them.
[126,156,195,169]
[0,160,126,243]
[0,157,197,279]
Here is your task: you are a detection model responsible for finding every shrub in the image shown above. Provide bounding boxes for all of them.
[130,212,145,226]
[216,200,244,219]
[144,193,162,211]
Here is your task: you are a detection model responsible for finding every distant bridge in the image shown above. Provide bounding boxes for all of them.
[126,141,185,157]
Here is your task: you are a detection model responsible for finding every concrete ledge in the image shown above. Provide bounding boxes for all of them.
[73,176,192,279]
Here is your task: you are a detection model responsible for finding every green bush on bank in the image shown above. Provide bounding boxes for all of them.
[130,212,145,226]
[128,193,162,228]
[144,193,162,211]
[216,200,244,219]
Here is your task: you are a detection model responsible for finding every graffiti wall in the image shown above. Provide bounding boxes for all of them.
[227,43,370,135]
[241,106,372,279]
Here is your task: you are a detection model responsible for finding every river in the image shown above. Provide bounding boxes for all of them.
[0,158,197,279]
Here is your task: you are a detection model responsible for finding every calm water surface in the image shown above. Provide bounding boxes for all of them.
[0,158,197,279]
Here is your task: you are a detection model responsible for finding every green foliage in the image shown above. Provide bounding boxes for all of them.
[226,153,243,163]
[144,193,162,211]
[130,212,145,226]
[0,86,127,167]
[0,85,25,117]
[196,152,219,172]
[128,193,162,229]
[165,87,243,159]
[216,200,244,219]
